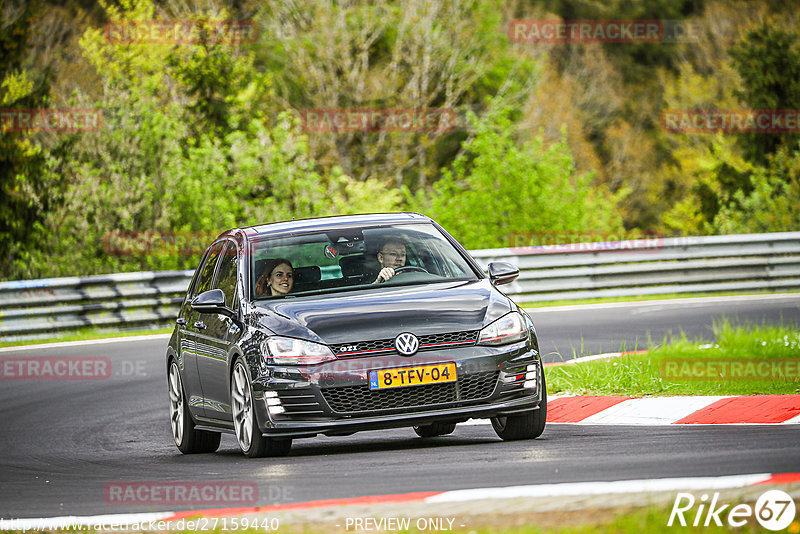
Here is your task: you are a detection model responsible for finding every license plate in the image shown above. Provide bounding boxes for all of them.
[368,363,457,390]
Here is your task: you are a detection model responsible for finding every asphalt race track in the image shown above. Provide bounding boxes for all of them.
[1,295,798,518]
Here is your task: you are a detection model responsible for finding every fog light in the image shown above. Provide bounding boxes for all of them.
[523,364,538,390]
[264,390,285,415]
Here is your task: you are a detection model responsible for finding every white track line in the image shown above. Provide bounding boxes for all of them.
[424,473,774,503]
[524,292,800,313]
[0,512,173,530]
[784,413,800,424]
[0,333,171,353]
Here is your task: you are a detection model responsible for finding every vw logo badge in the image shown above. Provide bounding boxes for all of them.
[394,332,419,356]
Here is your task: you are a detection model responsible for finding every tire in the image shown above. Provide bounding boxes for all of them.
[413,422,457,438]
[231,359,292,458]
[491,365,547,441]
[168,360,221,454]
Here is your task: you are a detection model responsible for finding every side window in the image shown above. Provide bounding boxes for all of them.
[214,241,238,308]
[194,241,224,296]
[185,253,208,302]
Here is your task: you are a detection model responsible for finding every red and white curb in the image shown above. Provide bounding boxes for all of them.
[535,348,800,425]
[3,473,798,530]
[544,394,800,425]
[455,394,800,426]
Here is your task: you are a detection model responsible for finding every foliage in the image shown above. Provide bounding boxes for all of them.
[729,22,800,162]
[660,135,753,235]
[414,107,624,249]
[256,0,539,189]
[0,0,57,278]
[652,2,800,235]
[4,0,800,281]
[712,143,800,233]
[7,0,401,279]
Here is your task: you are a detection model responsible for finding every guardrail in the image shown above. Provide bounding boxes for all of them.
[2,232,799,341]
[0,271,193,341]
[471,231,800,303]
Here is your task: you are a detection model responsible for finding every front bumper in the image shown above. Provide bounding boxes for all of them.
[250,341,542,438]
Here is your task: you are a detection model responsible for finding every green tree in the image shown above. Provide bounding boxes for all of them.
[0,0,56,279]
[712,142,800,233]
[729,22,800,163]
[256,0,538,190]
[660,135,752,235]
[413,107,624,250]
[24,0,401,278]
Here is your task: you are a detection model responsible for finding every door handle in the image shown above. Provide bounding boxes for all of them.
[193,321,207,330]
[176,318,187,326]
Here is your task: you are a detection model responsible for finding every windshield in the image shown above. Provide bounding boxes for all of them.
[250,223,479,299]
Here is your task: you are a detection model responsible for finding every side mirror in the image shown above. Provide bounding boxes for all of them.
[488,261,519,286]
[191,289,234,317]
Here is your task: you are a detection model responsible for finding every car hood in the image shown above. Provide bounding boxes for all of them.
[251,279,514,345]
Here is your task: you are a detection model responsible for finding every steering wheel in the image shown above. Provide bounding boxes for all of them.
[393,265,429,275]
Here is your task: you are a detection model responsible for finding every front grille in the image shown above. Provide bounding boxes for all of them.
[332,330,479,356]
[321,370,499,414]
[332,338,394,355]
[419,330,479,348]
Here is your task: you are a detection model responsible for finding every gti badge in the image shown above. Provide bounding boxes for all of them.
[394,332,419,356]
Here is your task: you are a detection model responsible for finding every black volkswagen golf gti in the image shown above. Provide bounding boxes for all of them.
[166,213,546,457]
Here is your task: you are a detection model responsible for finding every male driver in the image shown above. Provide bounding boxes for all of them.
[373,238,407,283]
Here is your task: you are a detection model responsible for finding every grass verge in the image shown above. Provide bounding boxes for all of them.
[547,320,800,396]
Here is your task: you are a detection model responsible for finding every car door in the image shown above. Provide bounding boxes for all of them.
[196,239,241,422]
[176,246,214,419]
[185,241,225,418]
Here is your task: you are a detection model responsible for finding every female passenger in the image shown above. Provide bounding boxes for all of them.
[255,258,294,296]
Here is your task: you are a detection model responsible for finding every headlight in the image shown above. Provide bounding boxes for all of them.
[262,337,336,365]
[478,312,528,346]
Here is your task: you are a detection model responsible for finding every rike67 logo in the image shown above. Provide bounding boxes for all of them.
[668,490,796,531]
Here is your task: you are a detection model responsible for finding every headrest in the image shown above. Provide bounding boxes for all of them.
[339,255,365,277]
[294,265,321,284]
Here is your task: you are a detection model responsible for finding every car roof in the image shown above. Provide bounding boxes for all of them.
[238,212,433,239]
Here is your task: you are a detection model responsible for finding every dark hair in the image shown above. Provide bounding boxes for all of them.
[378,238,406,253]
[256,258,293,296]
[264,258,293,278]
